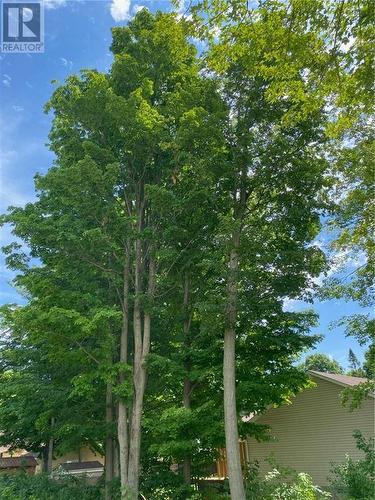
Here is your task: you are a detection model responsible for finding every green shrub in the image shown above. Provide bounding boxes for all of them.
[244,460,331,500]
[139,462,198,499]
[0,472,103,500]
[329,430,375,499]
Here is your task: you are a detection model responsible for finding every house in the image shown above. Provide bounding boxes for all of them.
[52,445,104,470]
[0,446,38,475]
[56,460,104,480]
[51,446,105,482]
[0,441,104,478]
[246,370,374,486]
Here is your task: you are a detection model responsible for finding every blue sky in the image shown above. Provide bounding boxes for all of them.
[0,0,370,369]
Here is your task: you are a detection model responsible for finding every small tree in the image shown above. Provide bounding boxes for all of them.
[330,430,375,499]
[347,349,366,377]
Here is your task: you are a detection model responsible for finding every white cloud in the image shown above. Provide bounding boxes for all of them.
[44,0,67,9]
[312,247,367,288]
[177,0,185,13]
[60,57,73,69]
[210,26,221,39]
[282,297,301,312]
[12,105,24,113]
[110,0,131,21]
[132,4,145,14]
[2,74,11,87]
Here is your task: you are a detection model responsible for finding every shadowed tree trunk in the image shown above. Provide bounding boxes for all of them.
[182,275,192,486]
[118,252,129,497]
[41,447,49,473]
[105,384,114,500]
[42,424,54,475]
[46,418,54,474]
[113,437,120,478]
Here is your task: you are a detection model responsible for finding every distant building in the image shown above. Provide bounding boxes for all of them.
[56,460,104,479]
[52,446,105,482]
[0,442,105,480]
[0,446,37,475]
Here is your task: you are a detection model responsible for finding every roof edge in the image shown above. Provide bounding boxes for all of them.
[308,370,374,397]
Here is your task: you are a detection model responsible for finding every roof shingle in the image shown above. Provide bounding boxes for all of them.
[309,370,368,387]
[60,460,104,471]
[0,455,37,468]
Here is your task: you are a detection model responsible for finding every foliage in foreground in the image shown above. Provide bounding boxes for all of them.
[0,473,104,500]
[329,431,375,500]
[244,461,331,500]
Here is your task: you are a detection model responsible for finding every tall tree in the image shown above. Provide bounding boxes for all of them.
[320,0,374,407]
[2,10,216,498]
[188,0,363,496]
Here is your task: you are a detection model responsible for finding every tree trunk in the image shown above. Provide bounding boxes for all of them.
[223,237,246,500]
[41,446,49,473]
[47,439,53,474]
[127,237,143,497]
[118,253,129,497]
[127,363,146,497]
[46,417,54,474]
[182,378,192,485]
[42,430,54,475]
[113,437,120,478]
[105,383,114,500]
[182,276,192,486]
[127,244,155,497]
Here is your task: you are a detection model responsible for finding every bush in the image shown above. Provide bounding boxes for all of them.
[329,430,375,499]
[139,461,199,499]
[0,472,103,500]
[244,460,331,500]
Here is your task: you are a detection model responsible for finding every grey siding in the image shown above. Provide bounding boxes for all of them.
[246,376,374,486]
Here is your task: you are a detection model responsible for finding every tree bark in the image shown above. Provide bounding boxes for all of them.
[127,244,155,497]
[127,236,143,497]
[223,234,246,500]
[41,446,49,473]
[113,437,120,478]
[45,417,54,474]
[182,379,192,485]
[105,383,114,500]
[47,439,53,474]
[182,276,192,486]
[118,252,129,497]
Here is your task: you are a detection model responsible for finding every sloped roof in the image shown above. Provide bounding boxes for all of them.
[60,460,104,471]
[0,454,37,468]
[308,370,369,387]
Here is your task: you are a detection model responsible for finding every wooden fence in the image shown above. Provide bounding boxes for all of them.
[215,441,248,479]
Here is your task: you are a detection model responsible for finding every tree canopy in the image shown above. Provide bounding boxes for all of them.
[300,353,344,375]
[0,2,373,499]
